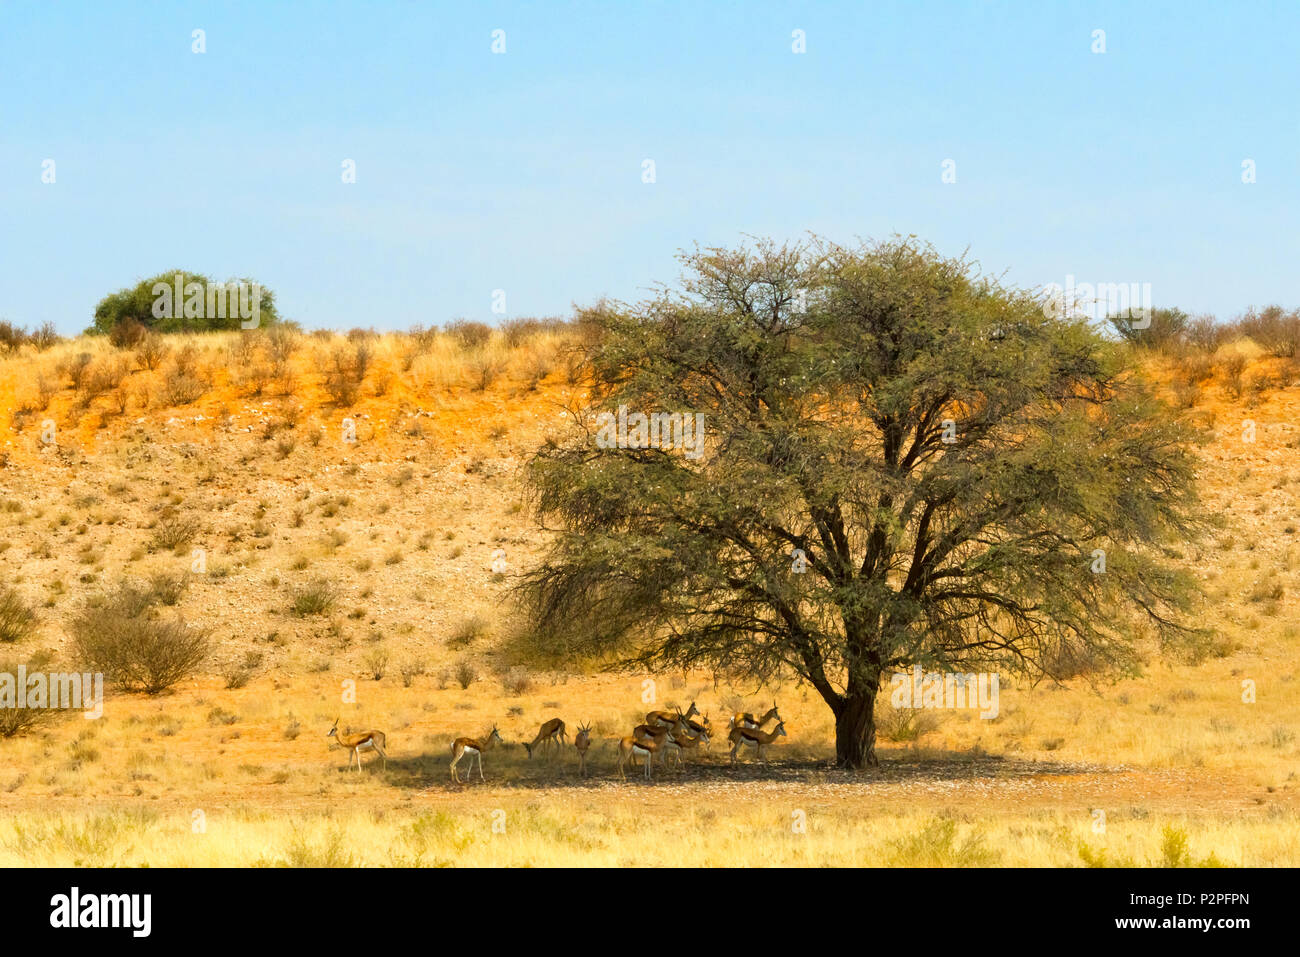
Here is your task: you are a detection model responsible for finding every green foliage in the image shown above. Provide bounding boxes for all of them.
[89,270,280,336]
[519,235,1207,767]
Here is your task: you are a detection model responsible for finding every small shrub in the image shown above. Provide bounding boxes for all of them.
[0,587,38,643]
[874,698,941,742]
[1221,353,1247,398]
[502,666,532,696]
[449,614,490,648]
[0,656,61,737]
[365,648,389,681]
[292,578,338,616]
[68,583,209,694]
[400,659,425,688]
[150,510,201,553]
[444,319,492,348]
[147,571,189,606]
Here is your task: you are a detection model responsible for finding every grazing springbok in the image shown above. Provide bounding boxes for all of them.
[617,733,662,780]
[729,703,781,731]
[647,700,699,729]
[524,717,568,761]
[327,718,387,772]
[450,726,503,783]
[574,721,593,777]
[728,720,787,766]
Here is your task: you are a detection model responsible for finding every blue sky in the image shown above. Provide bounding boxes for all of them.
[1,0,1297,334]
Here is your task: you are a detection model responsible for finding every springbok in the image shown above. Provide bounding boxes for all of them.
[729,703,781,731]
[633,710,689,767]
[684,712,712,743]
[450,726,503,783]
[574,721,593,777]
[728,720,787,766]
[617,733,662,780]
[647,700,699,729]
[327,718,387,772]
[524,717,568,761]
[664,727,710,771]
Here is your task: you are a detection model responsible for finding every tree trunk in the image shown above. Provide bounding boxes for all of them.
[834,687,879,769]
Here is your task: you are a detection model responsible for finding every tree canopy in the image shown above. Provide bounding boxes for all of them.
[89,270,279,336]
[519,236,1206,768]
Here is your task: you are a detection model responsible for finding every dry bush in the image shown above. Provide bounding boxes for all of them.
[502,665,532,696]
[364,648,389,680]
[401,325,439,370]
[0,321,60,354]
[160,366,207,406]
[134,333,169,371]
[0,587,38,643]
[399,658,425,687]
[265,326,300,380]
[292,577,338,616]
[0,321,29,353]
[874,699,942,742]
[1173,352,1216,386]
[1221,353,1248,398]
[1237,305,1300,358]
[1183,315,1231,353]
[150,509,201,552]
[30,322,61,351]
[0,656,60,738]
[223,651,263,689]
[147,571,190,606]
[60,352,94,391]
[321,341,372,406]
[35,375,57,410]
[470,353,505,391]
[444,319,492,348]
[108,381,135,415]
[454,659,477,689]
[108,316,149,348]
[502,317,566,347]
[449,614,490,647]
[68,583,210,694]
[79,357,130,406]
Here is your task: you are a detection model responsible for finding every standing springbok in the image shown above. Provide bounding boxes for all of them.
[728,703,781,731]
[574,721,593,777]
[450,726,503,783]
[524,717,568,761]
[327,718,388,772]
[617,732,663,780]
[633,710,689,767]
[728,720,787,766]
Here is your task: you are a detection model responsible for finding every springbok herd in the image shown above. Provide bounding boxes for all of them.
[326,702,787,783]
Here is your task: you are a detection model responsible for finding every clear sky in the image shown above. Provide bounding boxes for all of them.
[1,0,1297,334]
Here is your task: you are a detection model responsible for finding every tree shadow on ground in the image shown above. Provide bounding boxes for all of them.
[365,744,1126,793]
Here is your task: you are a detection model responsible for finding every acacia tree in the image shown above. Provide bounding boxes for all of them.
[520,237,1204,768]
